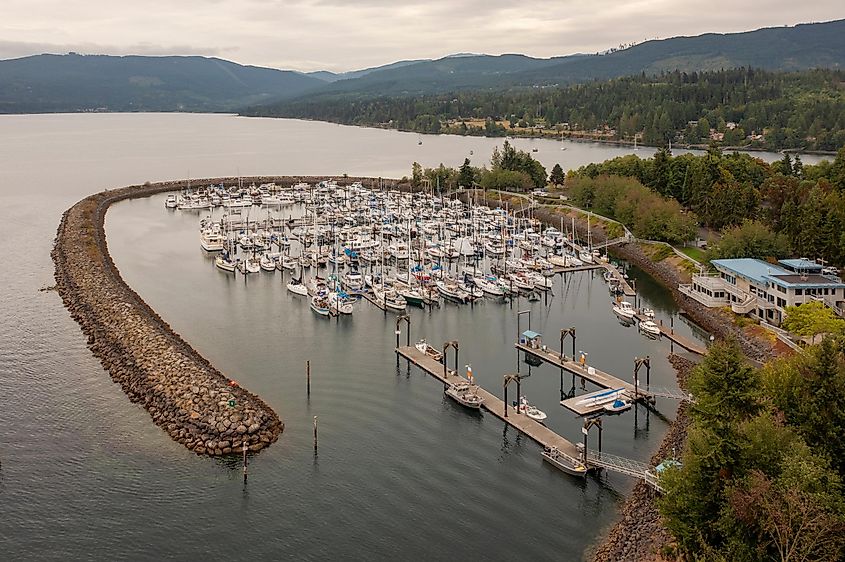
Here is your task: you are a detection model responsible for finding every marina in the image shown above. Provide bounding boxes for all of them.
[171,179,663,325]
[1,113,718,560]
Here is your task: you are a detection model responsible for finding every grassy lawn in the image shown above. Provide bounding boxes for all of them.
[676,245,706,262]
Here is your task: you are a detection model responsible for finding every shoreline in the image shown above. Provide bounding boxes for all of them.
[51,174,398,456]
[241,114,839,158]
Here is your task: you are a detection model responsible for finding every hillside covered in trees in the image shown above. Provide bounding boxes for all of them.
[571,147,845,266]
[251,68,845,152]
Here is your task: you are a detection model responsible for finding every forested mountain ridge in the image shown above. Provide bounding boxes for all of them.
[0,53,324,113]
[254,18,845,99]
[250,68,845,152]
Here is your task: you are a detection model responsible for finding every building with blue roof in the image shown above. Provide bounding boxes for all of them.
[679,258,845,326]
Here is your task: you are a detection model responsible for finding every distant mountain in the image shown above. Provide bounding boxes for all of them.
[275,19,845,99]
[513,19,845,85]
[306,59,429,83]
[3,19,844,115]
[0,53,323,113]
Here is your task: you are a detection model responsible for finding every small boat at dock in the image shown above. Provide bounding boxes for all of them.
[638,319,661,338]
[445,381,483,410]
[542,446,588,477]
[415,339,443,362]
[612,300,636,320]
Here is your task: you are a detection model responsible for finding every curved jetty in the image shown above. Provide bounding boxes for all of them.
[51,177,379,456]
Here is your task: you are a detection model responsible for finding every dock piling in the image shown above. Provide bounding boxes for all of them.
[313,415,318,453]
[242,442,248,482]
[306,360,311,397]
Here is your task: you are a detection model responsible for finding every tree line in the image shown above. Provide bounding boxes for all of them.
[572,147,845,266]
[660,338,845,560]
[254,68,845,152]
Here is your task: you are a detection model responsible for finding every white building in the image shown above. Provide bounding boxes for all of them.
[679,258,845,326]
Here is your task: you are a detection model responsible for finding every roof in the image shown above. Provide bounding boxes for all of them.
[712,258,845,289]
[778,259,823,272]
[522,330,542,339]
[769,274,845,288]
[711,259,785,286]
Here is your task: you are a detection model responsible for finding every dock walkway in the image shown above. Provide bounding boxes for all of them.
[397,345,581,459]
[515,342,652,400]
[634,313,707,355]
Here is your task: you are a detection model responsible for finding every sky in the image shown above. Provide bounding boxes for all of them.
[1,0,843,73]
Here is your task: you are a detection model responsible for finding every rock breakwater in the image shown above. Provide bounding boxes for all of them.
[52,176,397,456]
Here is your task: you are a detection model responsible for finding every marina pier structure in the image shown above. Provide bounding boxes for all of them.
[395,339,674,491]
[515,329,654,404]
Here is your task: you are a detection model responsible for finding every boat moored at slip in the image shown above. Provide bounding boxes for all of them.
[516,396,547,422]
[638,319,661,338]
[310,295,331,316]
[214,252,237,273]
[286,277,309,296]
[445,381,483,410]
[604,398,632,414]
[414,339,443,362]
[612,300,636,320]
[542,446,588,477]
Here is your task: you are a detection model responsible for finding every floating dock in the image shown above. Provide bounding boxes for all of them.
[602,263,637,296]
[514,342,653,401]
[633,313,707,356]
[396,345,582,459]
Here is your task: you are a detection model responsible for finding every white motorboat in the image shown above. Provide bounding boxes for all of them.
[329,292,354,315]
[310,295,330,316]
[214,254,237,273]
[445,381,483,410]
[604,398,632,414]
[286,278,309,296]
[373,285,407,311]
[517,397,547,422]
[278,255,297,271]
[436,280,470,303]
[259,253,277,272]
[473,275,505,297]
[507,273,534,292]
[238,257,261,274]
[641,307,655,319]
[542,446,588,477]
[342,270,365,292]
[165,194,178,209]
[200,224,225,251]
[612,300,636,320]
[639,320,661,337]
[548,255,569,268]
[415,339,443,361]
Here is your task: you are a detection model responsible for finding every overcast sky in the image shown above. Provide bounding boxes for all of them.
[1,1,843,72]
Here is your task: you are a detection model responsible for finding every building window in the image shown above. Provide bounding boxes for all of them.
[795,288,803,295]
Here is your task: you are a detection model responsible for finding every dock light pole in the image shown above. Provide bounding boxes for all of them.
[634,356,650,398]
[516,310,531,343]
[442,340,459,381]
[503,373,528,418]
[559,327,576,361]
[395,314,410,348]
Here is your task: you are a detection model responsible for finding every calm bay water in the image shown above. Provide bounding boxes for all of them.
[0,113,794,560]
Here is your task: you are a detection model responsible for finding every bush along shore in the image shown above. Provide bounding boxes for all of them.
[51,175,397,456]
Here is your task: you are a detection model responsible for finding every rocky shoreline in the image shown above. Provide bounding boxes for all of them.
[588,355,696,562]
[51,175,396,456]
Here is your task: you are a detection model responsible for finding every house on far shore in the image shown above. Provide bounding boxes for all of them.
[679,258,845,326]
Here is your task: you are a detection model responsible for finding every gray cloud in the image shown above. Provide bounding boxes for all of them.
[0,39,225,60]
[0,0,842,71]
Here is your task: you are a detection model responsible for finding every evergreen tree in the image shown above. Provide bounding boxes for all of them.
[458,158,475,188]
[549,163,565,185]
